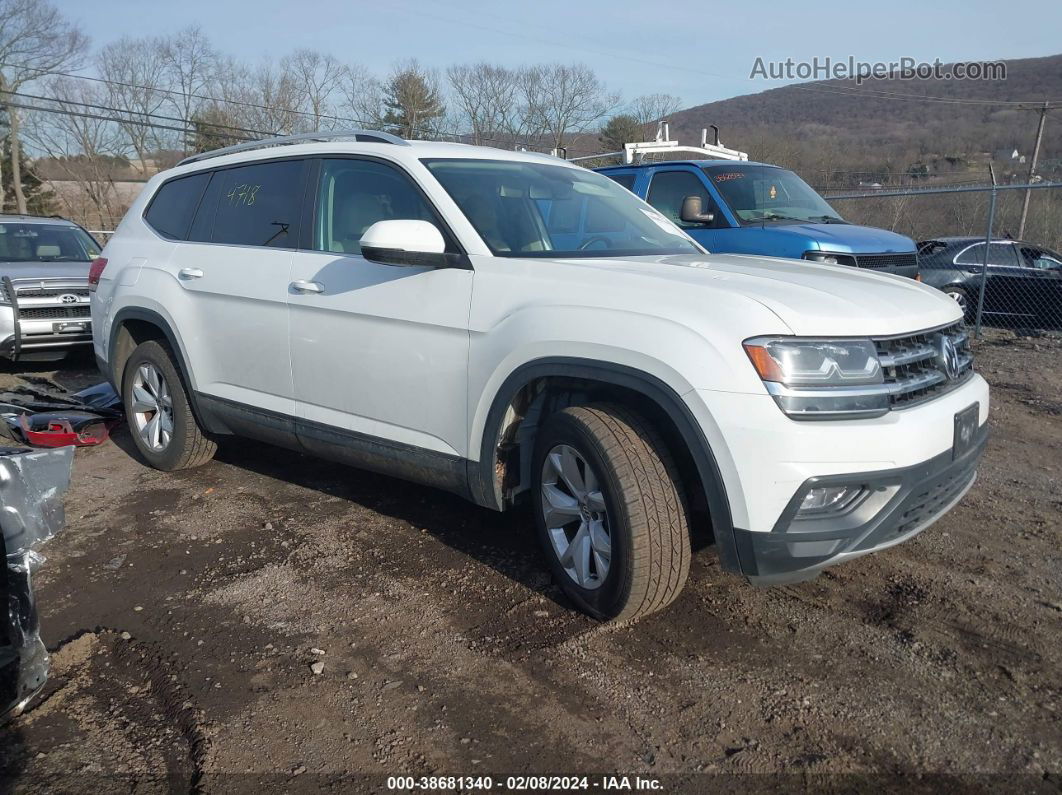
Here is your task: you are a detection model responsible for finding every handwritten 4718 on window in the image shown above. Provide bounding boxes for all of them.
[226,184,261,206]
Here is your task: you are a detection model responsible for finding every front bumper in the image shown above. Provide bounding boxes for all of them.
[732,421,987,584]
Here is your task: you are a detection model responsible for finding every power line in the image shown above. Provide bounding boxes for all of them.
[2,89,274,138]
[3,98,216,139]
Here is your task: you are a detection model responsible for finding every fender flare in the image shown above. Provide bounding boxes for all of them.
[467,357,742,573]
[106,306,224,434]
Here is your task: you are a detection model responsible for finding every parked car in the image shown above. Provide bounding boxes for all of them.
[0,215,101,362]
[595,161,919,279]
[918,236,1062,327]
[91,131,988,621]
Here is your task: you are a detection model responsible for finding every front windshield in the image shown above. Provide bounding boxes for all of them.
[705,165,845,225]
[0,223,100,263]
[423,158,701,258]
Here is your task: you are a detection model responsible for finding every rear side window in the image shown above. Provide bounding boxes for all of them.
[144,172,210,240]
[955,242,1018,266]
[191,159,306,247]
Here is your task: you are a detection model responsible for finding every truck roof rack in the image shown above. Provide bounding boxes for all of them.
[178,129,409,166]
[566,122,748,165]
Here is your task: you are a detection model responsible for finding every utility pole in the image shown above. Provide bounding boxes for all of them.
[1017,102,1050,239]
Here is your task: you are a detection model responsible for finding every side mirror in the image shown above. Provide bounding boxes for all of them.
[679,195,715,225]
[360,220,448,268]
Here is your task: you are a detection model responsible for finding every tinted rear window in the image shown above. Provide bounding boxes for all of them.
[191,159,306,247]
[144,172,210,240]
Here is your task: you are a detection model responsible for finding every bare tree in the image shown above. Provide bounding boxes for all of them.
[225,62,303,136]
[628,93,682,134]
[341,63,383,129]
[523,64,616,151]
[159,26,217,140]
[282,49,346,131]
[0,0,88,212]
[447,62,519,145]
[97,36,170,175]
[23,76,127,228]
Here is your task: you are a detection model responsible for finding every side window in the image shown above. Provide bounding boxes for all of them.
[1019,246,1062,270]
[144,171,210,240]
[314,159,443,255]
[647,171,720,229]
[191,159,305,247]
[956,243,1017,266]
[605,173,636,192]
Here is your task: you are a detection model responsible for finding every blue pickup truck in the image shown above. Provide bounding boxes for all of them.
[595,160,919,279]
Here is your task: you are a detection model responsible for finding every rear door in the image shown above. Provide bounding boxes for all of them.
[954,242,1027,318]
[168,157,306,421]
[288,156,472,460]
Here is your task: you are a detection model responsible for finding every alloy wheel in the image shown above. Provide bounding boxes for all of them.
[130,363,174,452]
[540,444,611,590]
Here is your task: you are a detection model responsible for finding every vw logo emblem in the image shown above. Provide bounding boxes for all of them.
[936,334,960,381]
[59,293,79,304]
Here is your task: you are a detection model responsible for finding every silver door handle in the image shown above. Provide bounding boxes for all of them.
[179,267,204,279]
[290,280,324,294]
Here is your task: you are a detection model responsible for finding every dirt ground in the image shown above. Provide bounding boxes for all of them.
[0,333,1059,794]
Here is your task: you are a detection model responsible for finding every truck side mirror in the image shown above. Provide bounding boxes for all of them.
[679,195,715,225]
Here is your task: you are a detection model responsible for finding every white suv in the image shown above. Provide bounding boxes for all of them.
[91,130,989,621]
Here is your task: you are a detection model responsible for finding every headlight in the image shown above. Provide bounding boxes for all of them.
[803,251,856,266]
[743,337,889,419]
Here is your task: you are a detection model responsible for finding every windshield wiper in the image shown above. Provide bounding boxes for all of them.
[807,215,848,224]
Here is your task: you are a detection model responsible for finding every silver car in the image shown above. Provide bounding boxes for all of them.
[0,215,101,362]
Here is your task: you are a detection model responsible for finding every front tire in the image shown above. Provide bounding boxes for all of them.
[532,404,691,621]
[122,340,216,471]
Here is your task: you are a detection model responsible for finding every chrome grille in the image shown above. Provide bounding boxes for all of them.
[15,287,90,299]
[874,323,974,408]
[855,252,918,270]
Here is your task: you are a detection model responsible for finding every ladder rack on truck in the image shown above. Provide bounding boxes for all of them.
[563,121,748,164]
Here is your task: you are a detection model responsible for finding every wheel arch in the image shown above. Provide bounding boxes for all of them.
[467,357,742,573]
[107,306,225,435]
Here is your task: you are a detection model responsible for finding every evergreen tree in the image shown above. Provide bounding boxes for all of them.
[598,114,644,151]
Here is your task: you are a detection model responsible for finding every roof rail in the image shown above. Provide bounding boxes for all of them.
[178,128,409,166]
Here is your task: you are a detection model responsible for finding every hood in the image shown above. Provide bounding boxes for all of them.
[755,223,914,254]
[0,261,92,281]
[549,252,960,337]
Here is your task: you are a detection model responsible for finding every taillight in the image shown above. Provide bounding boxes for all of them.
[88,257,108,290]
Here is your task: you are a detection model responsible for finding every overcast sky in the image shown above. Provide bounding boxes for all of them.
[63,0,1062,108]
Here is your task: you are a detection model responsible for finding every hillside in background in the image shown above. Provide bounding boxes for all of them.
[669,54,1062,186]
[665,54,1062,248]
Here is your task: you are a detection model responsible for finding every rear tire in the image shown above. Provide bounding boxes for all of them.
[531,403,691,622]
[122,340,216,471]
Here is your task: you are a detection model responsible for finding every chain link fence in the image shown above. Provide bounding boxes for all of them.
[824,181,1062,339]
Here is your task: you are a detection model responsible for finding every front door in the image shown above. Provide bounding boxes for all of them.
[1017,244,1062,327]
[645,169,731,250]
[288,157,473,464]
